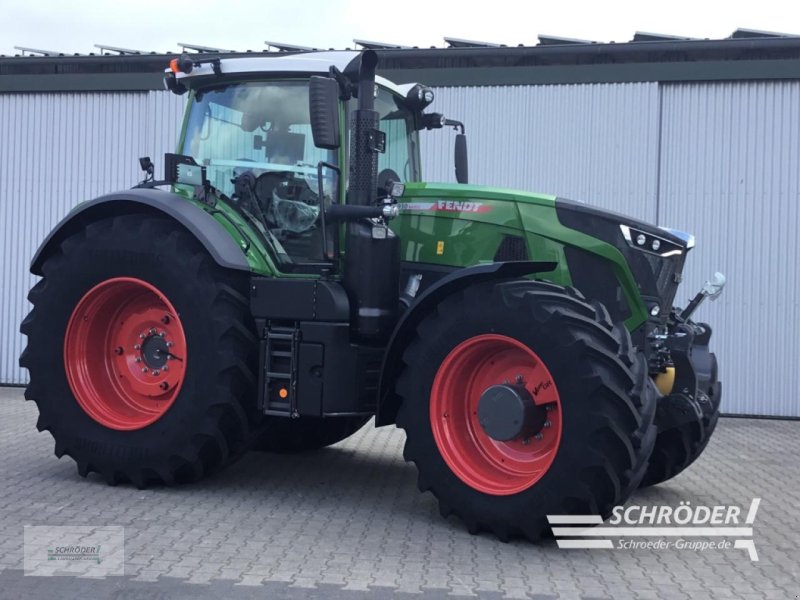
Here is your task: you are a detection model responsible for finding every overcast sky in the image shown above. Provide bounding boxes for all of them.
[2,0,799,56]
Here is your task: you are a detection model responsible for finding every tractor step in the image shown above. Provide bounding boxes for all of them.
[261,324,299,416]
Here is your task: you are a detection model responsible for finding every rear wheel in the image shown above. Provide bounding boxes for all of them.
[250,416,371,453]
[19,214,259,486]
[395,280,657,541]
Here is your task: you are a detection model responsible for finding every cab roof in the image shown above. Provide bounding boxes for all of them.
[168,50,410,96]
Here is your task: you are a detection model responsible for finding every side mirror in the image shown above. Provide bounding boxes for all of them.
[702,272,727,301]
[309,76,341,150]
[455,134,469,184]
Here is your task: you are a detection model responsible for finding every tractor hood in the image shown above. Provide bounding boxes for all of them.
[398,182,693,252]
[395,181,694,325]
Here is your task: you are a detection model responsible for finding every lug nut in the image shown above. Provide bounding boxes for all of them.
[163,365,169,371]
[139,333,145,339]
[543,421,551,428]
[515,374,524,384]
[535,433,543,440]
[166,342,173,348]
[159,331,166,337]
[149,328,157,335]
[152,370,160,376]
[134,344,141,350]
[142,367,148,373]
[135,357,142,363]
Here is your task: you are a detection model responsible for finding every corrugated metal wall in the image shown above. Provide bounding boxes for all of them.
[0,81,797,416]
[0,92,185,384]
[423,83,661,222]
[658,81,800,416]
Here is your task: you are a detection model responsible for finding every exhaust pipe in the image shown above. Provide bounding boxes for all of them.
[348,50,380,207]
[343,50,400,340]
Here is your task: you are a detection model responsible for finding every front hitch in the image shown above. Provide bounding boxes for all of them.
[655,318,721,433]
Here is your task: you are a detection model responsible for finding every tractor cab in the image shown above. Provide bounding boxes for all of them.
[165,51,461,270]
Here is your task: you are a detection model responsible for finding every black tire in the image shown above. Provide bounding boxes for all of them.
[250,416,371,454]
[395,280,657,542]
[19,214,259,487]
[640,353,722,487]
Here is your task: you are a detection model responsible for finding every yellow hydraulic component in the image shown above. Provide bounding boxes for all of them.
[653,366,676,395]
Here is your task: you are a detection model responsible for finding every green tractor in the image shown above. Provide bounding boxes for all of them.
[20,50,725,541]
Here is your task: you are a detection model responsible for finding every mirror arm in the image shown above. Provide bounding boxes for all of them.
[444,119,465,134]
[328,66,354,100]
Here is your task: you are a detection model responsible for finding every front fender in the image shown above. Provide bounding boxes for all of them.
[375,260,556,426]
[30,188,250,275]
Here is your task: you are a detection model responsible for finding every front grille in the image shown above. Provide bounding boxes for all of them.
[556,198,688,321]
[644,252,685,312]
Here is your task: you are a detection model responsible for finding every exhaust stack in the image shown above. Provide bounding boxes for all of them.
[343,50,400,340]
[348,50,380,207]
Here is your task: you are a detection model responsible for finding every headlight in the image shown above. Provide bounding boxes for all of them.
[404,84,435,110]
[620,224,684,257]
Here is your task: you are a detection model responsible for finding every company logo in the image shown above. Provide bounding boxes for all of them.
[548,498,761,561]
[24,526,124,577]
[48,545,102,564]
[399,200,492,213]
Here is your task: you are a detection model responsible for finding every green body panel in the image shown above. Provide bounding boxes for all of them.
[171,187,278,275]
[392,182,649,329]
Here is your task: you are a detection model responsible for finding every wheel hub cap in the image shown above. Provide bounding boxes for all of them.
[141,333,169,369]
[478,384,548,442]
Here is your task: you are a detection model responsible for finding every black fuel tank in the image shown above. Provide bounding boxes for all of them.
[343,220,400,340]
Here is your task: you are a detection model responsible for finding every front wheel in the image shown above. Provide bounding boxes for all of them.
[20,215,259,487]
[395,280,657,541]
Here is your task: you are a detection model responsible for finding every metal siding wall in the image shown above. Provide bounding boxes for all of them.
[1,83,796,417]
[659,81,800,416]
[0,91,186,384]
[423,83,661,222]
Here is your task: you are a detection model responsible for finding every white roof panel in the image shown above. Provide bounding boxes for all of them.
[170,51,409,96]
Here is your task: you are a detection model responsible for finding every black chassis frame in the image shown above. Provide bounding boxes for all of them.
[249,261,558,424]
[655,320,718,431]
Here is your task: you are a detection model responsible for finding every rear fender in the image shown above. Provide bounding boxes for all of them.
[30,188,250,275]
[375,261,557,426]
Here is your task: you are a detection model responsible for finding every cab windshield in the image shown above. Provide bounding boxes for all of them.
[180,80,420,267]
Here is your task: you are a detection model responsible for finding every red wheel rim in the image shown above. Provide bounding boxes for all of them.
[430,334,562,495]
[64,277,187,430]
